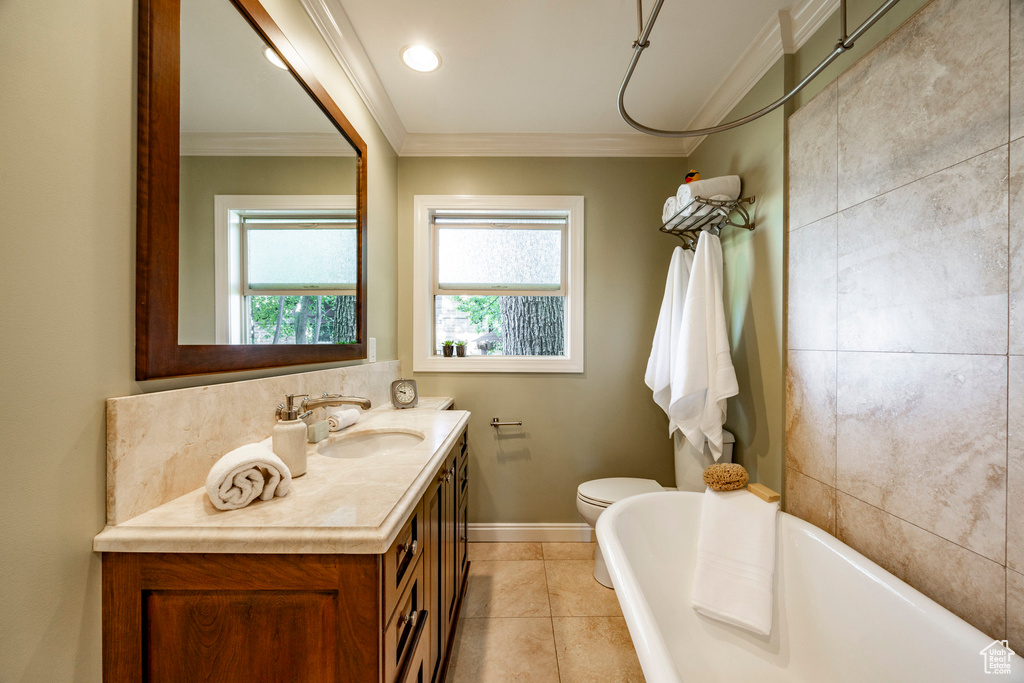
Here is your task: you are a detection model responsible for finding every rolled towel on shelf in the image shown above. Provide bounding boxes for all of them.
[675,176,741,218]
[327,407,360,432]
[691,487,780,636]
[205,443,291,511]
[675,193,731,231]
[662,196,680,227]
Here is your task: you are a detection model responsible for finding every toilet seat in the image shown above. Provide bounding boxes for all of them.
[576,477,664,507]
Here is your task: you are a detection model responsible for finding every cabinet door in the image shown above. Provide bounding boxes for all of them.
[425,471,443,683]
[442,452,458,636]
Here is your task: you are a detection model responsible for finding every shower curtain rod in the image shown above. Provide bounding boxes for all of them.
[618,0,903,138]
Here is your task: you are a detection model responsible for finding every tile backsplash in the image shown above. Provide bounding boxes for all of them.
[786,0,1021,650]
[105,361,401,525]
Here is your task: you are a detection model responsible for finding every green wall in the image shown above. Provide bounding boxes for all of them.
[686,60,789,494]
[0,0,398,679]
[397,158,691,523]
[178,155,358,344]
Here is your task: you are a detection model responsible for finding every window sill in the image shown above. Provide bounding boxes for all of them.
[413,355,583,374]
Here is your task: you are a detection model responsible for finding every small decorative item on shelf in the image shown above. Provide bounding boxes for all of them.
[684,169,700,184]
[442,340,455,357]
[455,341,467,357]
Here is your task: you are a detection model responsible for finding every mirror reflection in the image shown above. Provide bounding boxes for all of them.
[177,0,359,345]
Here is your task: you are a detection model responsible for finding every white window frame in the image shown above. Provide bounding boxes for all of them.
[413,194,584,373]
[213,194,356,344]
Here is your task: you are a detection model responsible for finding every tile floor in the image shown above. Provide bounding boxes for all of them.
[446,542,645,682]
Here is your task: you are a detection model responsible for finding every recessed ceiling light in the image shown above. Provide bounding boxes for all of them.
[401,44,441,73]
[263,46,289,70]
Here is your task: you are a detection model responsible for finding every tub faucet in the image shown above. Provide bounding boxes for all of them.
[301,393,372,412]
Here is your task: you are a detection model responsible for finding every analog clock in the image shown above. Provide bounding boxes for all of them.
[390,378,419,409]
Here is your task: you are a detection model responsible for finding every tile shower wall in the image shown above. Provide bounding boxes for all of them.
[785,0,1023,648]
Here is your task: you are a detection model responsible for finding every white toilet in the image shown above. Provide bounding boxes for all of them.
[576,431,735,587]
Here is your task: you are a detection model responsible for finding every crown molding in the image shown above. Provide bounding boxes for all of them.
[295,0,836,158]
[180,132,357,156]
[298,0,407,153]
[400,132,691,158]
[678,0,836,155]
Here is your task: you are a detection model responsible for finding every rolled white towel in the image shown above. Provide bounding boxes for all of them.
[662,196,680,227]
[675,176,741,217]
[327,407,360,432]
[676,193,732,230]
[205,443,291,511]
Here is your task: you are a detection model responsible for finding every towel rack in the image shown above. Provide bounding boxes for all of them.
[660,196,755,250]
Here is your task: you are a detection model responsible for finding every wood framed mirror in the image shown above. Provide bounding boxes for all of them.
[137,0,367,379]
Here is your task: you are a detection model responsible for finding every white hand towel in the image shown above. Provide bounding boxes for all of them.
[327,407,360,432]
[675,176,741,217]
[205,443,291,511]
[691,488,779,636]
[645,246,694,428]
[675,193,732,231]
[668,231,739,460]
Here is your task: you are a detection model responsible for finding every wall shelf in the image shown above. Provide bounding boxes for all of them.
[659,196,756,250]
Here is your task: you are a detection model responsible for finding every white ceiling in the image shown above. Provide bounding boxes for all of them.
[337,0,798,136]
[180,0,339,136]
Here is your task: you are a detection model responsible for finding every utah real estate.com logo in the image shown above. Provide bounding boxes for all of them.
[980,640,1016,675]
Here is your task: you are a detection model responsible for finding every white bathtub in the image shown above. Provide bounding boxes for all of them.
[596,491,1021,683]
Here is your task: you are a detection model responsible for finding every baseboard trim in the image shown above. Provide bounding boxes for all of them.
[467,523,592,543]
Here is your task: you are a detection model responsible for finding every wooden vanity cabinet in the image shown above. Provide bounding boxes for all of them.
[101,428,468,683]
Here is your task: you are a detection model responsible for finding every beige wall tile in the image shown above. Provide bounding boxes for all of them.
[837,0,1009,209]
[1012,140,1024,354]
[788,81,837,230]
[468,543,543,561]
[785,468,836,535]
[1009,356,1024,572]
[786,350,836,484]
[1008,569,1024,654]
[836,493,1006,638]
[788,216,837,351]
[542,543,595,560]
[1013,0,1024,141]
[837,352,1007,562]
[545,560,622,617]
[551,617,644,683]
[837,148,1009,355]
[447,617,559,683]
[462,560,550,618]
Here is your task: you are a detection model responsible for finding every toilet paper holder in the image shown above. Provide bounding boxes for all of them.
[490,417,522,428]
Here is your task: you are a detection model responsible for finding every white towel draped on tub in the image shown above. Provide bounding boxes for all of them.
[205,442,292,511]
[645,246,694,428]
[691,488,780,636]
[668,231,738,460]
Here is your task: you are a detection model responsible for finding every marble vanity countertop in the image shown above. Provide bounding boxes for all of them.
[93,398,467,555]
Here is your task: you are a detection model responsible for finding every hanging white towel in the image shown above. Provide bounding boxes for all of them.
[668,231,738,460]
[691,488,780,636]
[645,246,694,429]
[205,443,291,511]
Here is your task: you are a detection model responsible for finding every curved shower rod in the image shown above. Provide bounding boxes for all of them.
[618,0,903,138]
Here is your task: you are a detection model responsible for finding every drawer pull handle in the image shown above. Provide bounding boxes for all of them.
[399,609,418,629]
[399,539,418,559]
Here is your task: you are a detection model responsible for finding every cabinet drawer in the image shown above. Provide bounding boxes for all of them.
[457,431,468,469]
[457,460,468,508]
[384,500,424,623]
[384,557,426,683]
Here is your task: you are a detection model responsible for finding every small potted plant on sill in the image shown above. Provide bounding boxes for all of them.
[442,340,455,357]
[455,340,467,357]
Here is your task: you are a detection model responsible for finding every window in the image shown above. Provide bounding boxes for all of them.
[214,195,357,344]
[413,195,584,373]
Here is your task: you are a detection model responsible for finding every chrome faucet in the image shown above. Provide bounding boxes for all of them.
[301,393,372,412]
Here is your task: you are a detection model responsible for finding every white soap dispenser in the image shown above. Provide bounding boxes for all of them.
[274,394,312,477]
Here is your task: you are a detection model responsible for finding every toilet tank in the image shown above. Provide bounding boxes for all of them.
[674,430,735,491]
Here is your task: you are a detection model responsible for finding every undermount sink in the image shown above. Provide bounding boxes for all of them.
[317,429,425,459]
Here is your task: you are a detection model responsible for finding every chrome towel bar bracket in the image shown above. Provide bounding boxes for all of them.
[491,418,523,428]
